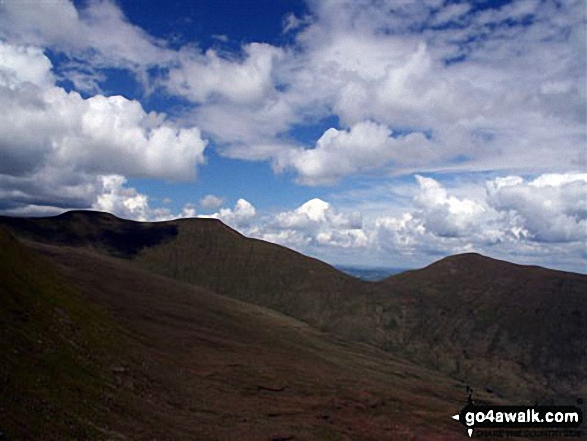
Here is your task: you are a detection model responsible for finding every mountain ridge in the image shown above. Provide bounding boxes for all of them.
[1,210,585,402]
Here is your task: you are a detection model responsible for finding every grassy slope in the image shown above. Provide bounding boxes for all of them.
[1,211,585,403]
[377,253,587,400]
[131,219,587,401]
[22,240,477,440]
[0,212,378,342]
[135,218,377,341]
[0,227,125,440]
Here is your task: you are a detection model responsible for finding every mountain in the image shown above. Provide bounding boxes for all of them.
[377,253,587,399]
[0,211,375,341]
[0,223,470,440]
[1,211,585,410]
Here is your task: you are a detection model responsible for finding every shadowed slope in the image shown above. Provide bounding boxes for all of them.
[1,211,585,403]
[377,253,587,399]
[0,211,178,257]
[2,230,470,440]
[0,227,125,439]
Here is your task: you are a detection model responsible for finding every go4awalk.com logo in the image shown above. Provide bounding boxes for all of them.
[451,398,584,438]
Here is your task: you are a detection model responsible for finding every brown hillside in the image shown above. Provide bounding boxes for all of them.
[377,253,587,399]
[1,226,471,440]
[1,211,585,403]
[0,226,125,439]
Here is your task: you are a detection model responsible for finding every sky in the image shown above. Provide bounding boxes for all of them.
[0,0,585,272]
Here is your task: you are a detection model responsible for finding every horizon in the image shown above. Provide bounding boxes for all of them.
[0,0,585,273]
[3,207,586,276]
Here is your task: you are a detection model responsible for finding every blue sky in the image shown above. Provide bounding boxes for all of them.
[0,0,585,272]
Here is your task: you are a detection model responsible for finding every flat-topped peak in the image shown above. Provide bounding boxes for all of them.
[55,210,122,222]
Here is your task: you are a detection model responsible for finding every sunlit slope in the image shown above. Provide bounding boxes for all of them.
[134,218,377,338]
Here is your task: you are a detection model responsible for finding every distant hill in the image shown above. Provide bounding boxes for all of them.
[377,253,587,399]
[335,265,408,281]
[1,211,585,403]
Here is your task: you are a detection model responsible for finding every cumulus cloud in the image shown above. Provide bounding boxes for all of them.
[198,197,367,251]
[188,0,584,183]
[3,0,583,186]
[166,43,283,104]
[413,175,488,238]
[199,194,225,210]
[373,176,501,256]
[280,121,432,185]
[259,198,367,249]
[486,173,587,243]
[370,172,587,271]
[0,41,207,179]
[93,175,197,221]
[201,198,257,228]
[0,40,207,214]
[275,198,361,230]
[0,0,173,71]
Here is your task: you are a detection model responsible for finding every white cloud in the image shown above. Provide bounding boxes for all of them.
[414,175,488,238]
[199,194,225,210]
[0,40,207,180]
[369,172,587,271]
[281,121,432,185]
[487,173,587,243]
[430,2,471,26]
[201,198,257,228]
[282,13,312,34]
[372,176,501,258]
[275,198,361,230]
[0,43,54,88]
[198,198,368,251]
[259,198,367,249]
[0,40,207,214]
[166,43,283,104]
[185,0,585,184]
[93,175,197,221]
[0,0,173,69]
[180,204,197,218]
[4,0,582,186]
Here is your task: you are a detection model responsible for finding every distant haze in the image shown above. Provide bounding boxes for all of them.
[335,266,409,282]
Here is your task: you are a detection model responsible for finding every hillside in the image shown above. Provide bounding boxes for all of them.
[0,211,376,341]
[1,211,585,404]
[377,253,587,399]
[0,227,125,439]
[0,226,472,440]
